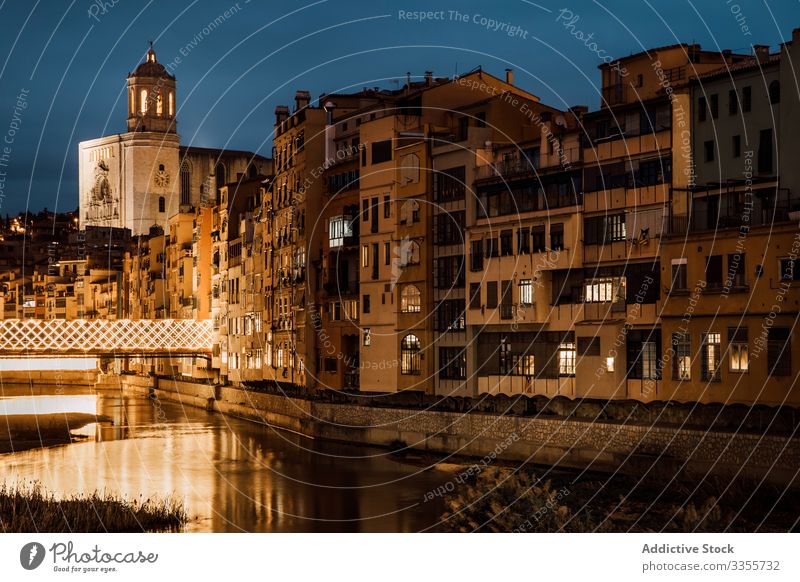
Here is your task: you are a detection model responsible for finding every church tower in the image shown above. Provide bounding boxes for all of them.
[126,43,176,134]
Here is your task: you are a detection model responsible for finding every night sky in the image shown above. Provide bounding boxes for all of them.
[0,0,797,215]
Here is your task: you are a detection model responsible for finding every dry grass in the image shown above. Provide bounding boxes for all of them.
[0,482,186,533]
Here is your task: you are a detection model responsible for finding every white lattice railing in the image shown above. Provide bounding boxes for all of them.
[0,319,213,354]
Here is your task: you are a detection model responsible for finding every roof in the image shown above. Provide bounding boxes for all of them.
[689,54,781,84]
[129,45,174,80]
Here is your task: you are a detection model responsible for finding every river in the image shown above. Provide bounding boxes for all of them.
[0,386,449,532]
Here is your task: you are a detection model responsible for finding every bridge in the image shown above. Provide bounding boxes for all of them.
[0,319,213,357]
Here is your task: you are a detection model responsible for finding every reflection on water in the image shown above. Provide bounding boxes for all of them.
[0,388,448,532]
[0,395,97,416]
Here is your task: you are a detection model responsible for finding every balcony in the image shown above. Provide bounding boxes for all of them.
[669,206,799,235]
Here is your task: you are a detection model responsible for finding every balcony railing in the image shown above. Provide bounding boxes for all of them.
[669,207,800,235]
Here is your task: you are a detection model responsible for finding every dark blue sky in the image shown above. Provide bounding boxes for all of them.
[0,0,797,214]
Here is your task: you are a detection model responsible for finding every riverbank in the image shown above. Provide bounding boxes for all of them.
[110,373,800,489]
[0,412,113,453]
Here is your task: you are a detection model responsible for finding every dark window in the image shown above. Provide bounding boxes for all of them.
[475,112,486,128]
[433,211,465,245]
[384,242,390,265]
[158,196,165,213]
[698,96,707,122]
[486,237,498,258]
[324,357,337,372]
[469,283,481,309]
[457,117,469,141]
[769,80,780,104]
[180,164,191,205]
[371,197,378,233]
[550,223,564,251]
[439,347,466,380]
[434,256,465,289]
[704,140,715,163]
[710,94,718,118]
[578,336,600,356]
[705,255,723,288]
[362,199,369,221]
[383,195,391,218]
[434,299,465,331]
[532,226,546,253]
[371,140,392,164]
[500,280,513,320]
[732,135,741,158]
[780,258,800,281]
[729,89,738,115]
[742,86,752,112]
[626,329,662,380]
[363,294,370,314]
[371,243,378,280]
[500,230,513,256]
[517,227,530,254]
[470,240,483,271]
[727,253,745,288]
[759,128,773,173]
[434,166,466,202]
[768,327,791,376]
[486,281,498,309]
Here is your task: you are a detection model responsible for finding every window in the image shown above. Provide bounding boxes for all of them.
[329,301,342,321]
[578,336,600,356]
[759,128,773,173]
[180,162,191,205]
[401,285,421,313]
[371,243,379,279]
[729,89,738,115]
[469,283,481,309]
[769,80,780,104]
[742,86,752,112]
[780,258,800,281]
[768,327,791,376]
[168,91,174,116]
[400,334,421,375]
[641,341,658,380]
[558,342,576,376]
[363,328,371,346]
[500,230,513,256]
[361,244,369,268]
[329,216,353,248]
[710,94,718,118]
[439,347,466,380]
[485,237,498,258]
[608,214,626,241]
[475,112,486,128]
[486,281,498,309]
[550,223,564,251]
[158,196,165,213]
[518,280,533,306]
[584,277,625,303]
[470,240,483,271]
[701,332,721,382]
[435,299,465,331]
[434,256,465,289]
[383,195,391,218]
[671,258,688,291]
[732,135,741,158]
[705,255,723,288]
[517,228,530,254]
[362,294,371,314]
[140,89,148,114]
[457,117,469,141]
[626,330,662,380]
[371,197,378,233]
[500,280,513,319]
[672,333,691,380]
[698,96,707,122]
[704,140,715,162]
[362,199,369,221]
[371,140,392,164]
[434,166,466,202]
[384,242,391,265]
[728,327,749,372]
[727,253,745,288]
[532,226,546,253]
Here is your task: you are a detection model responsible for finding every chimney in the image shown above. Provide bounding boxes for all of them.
[294,90,311,111]
[275,105,289,126]
[754,44,770,63]
[722,49,732,58]
[569,105,588,119]
[406,71,412,94]
[424,71,433,85]
[505,68,514,85]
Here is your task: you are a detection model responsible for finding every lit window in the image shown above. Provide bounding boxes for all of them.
[641,341,658,380]
[558,341,576,376]
[728,327,748,372]
[584,277,625,303]
[672,333,691,380]
[169,92,174,116]
[401,334,421,375]
[140,89,148,114]
[518,280,533,306]
[363,328,371,346]
[361,244,369,267]
[156,91,163,115]
[606,357,615,372]
[329,215,353,248]
[702,333,721,381]
[401,285,421,313]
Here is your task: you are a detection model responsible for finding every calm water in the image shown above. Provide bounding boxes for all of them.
[0,386,449,532]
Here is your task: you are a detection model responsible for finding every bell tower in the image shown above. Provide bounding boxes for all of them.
[126,43,176,133]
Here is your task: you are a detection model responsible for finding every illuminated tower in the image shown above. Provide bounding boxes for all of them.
[126,43,176,134]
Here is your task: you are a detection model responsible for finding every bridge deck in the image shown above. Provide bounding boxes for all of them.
[0,319,213,355]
